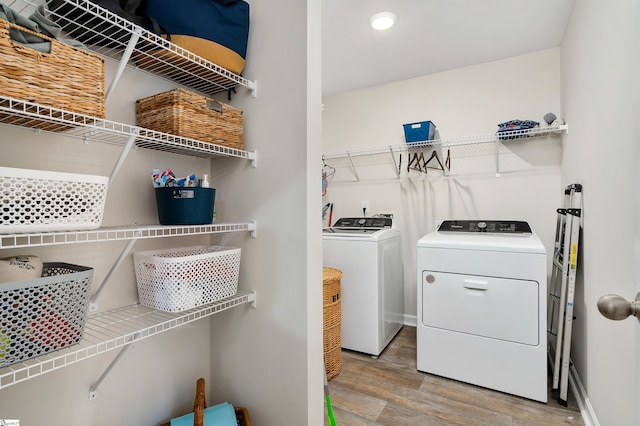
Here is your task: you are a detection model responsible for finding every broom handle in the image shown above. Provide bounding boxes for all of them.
[194,378,206,426]
[324,368,336,426]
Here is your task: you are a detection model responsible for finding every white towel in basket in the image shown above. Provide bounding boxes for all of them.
[0,255,42,283]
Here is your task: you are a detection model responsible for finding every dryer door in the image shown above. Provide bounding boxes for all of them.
[421,271,540,346]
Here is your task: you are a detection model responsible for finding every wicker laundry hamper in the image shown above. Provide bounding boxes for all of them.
[323,267,343,381]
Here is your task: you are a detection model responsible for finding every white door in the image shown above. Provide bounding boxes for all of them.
[422,271,540,345]
[596,8,640,423]
[598,7,640,423]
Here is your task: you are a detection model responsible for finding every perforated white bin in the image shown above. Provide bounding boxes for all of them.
[133,246,241,312]
[0,167,109,234]
[0,263,93,368]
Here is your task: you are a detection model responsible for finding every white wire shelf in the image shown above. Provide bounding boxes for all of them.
[4,0,256,97]
[0,96,256,161]
[322,124,569,182]
[0,290,256,391]
[0,222,257,249]
[322,124,569,160]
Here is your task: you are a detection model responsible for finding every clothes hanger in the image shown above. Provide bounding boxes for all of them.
[408,151,426,173]
[322,156,336,179]
[444,148,451,171]
[423,149,445,172]
[407,152,418,173]
[322,156,336,196]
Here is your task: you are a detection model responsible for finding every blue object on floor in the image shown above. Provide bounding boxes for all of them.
[170,402,236,426]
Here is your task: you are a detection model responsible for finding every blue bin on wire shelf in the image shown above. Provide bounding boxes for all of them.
[155,187,215,225]
[403,121,436,143]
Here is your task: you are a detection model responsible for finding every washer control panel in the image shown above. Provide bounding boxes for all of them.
[332,217,392,228]
[438,220,532,234]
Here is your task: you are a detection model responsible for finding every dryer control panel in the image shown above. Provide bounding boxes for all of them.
[438,220,532,234]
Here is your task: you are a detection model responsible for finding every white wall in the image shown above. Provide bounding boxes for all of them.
[207,1,323,425]
[561,0,637,424]
[322,48,562,322]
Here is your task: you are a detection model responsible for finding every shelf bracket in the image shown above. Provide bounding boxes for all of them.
[105,28,142,101]
[249,150,258,168]
[109,131,139,187]
[248,220,257,239]
[89,336,137,401]
[247,80,258,98]
[89,230,141,312]
[248,290,257,309]
[388,146,400,179]
[346,151,360,182]
[495,136,501,177]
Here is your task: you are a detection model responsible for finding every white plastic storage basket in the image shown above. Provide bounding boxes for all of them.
[133,246,241,312]
[0,263,93,368]
[0,167,109,234]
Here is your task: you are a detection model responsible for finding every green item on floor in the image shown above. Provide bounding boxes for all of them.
[324,367,336,426]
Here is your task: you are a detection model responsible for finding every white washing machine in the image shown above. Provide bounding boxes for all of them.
[417,220,547,402]
[323,216,403,357]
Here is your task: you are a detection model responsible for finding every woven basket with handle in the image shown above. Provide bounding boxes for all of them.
[0,18,105,125]
[136,88,243,150]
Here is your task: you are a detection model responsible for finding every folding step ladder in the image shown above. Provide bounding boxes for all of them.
[547,183,582,406]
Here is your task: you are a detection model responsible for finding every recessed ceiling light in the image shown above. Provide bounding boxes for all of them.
[369,12,396,31]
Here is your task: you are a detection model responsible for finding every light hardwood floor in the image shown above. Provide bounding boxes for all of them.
[326,326,584,425]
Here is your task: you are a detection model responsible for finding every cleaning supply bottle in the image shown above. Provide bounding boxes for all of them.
[201,174,210,188]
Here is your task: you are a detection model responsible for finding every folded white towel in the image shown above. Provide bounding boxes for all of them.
[0,255,43,283]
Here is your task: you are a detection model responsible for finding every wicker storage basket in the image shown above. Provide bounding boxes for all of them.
[136,88,243,150]
[0,263,93,368]
[0,18,105,123]
[323,267,342,381]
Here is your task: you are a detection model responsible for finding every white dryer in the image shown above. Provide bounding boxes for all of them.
[323,217,403,357]
[417,220,547,402]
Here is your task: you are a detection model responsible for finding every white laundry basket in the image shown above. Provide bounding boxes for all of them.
[0,167,109,233]
[133,246,241,312]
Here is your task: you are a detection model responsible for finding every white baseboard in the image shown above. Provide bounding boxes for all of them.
[403,314,417,327]
[569,363,600,426]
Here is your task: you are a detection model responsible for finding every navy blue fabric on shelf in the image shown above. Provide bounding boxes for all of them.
[496,119,539,140]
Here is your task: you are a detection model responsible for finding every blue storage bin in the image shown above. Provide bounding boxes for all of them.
[403,121,436,143]
[155,187,215,225]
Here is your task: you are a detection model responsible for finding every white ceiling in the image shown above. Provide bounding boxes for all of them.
[321,0,575,97]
